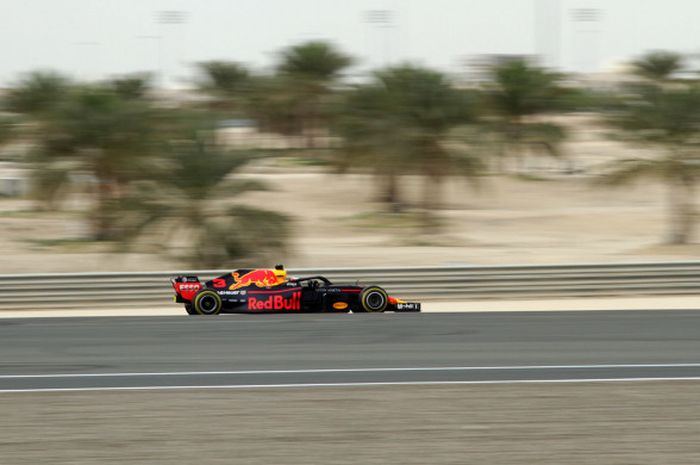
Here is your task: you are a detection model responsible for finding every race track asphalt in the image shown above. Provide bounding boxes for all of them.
[2,310,700,391]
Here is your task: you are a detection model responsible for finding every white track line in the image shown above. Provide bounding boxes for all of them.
[2,377,700,393]
[2,363,700,379]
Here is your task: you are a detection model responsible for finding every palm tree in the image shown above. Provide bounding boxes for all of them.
[338,65,482,226]
[632,51,683,82]
[487,58,568,172]
[33,84,156,239]
[337,83,406,212]
[3,71,71,159]
[601,78,700,244]
[196,61,251,112]
[119,134,290,267]
[110,73,152,100]
[278,41,352,81]
[380,66,482,224]
[276,41,352,148]
[246,74,305,136]
[5,71,69,116]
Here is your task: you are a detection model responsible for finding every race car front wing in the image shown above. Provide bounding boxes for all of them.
[395,302,421,312]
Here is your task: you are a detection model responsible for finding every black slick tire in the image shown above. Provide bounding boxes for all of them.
[193,289,223,315]
[358,286,389,313]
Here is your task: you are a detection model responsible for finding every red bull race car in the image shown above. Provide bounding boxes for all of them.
[171,265,421,315]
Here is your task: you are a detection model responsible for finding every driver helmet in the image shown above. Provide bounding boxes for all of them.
[273,264,287,282]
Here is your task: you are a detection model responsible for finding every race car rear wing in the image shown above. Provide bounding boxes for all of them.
[171,275,203,302]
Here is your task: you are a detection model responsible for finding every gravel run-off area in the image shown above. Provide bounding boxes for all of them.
[2,382,700,465]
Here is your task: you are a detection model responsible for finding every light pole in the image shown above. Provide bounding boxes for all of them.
[364,8,395,68]
[570,6,602,72]
[154,9,188,88]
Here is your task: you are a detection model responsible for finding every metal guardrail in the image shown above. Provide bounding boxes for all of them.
[0,261,699,310]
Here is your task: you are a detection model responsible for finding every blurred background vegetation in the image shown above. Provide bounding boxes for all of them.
[1,41,700,267]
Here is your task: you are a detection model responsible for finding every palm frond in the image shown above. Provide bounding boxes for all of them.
[278,41,352,81]
[632,51,684,81]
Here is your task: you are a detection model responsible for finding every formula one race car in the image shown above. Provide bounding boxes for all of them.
[171,265,421,315]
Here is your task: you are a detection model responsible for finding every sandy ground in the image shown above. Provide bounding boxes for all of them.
[2,382,699,465]
[0,296,698,318]
[1,171,698,274]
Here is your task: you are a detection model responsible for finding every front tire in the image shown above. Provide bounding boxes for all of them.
[193,289,223,315]
[358,286,389,313]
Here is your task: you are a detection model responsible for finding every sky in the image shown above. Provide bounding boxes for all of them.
[1,0,699,87]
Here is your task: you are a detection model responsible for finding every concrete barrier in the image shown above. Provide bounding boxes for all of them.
[1,261,699,310]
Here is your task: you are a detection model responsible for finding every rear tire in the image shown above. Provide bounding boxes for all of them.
[358,286,389,313]
[184,303,197,315]
[193,289,223,315]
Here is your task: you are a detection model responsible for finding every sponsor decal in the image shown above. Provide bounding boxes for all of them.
[332,302,348,310]
[229,270,283,290]
[247,291,301,311]
[218,290,240,296]
[177,283,201,291]
[175,282,202,301]
[396,303,420,311]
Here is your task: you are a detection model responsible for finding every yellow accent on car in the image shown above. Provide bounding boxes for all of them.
[332,302,348,310]
[273,268,287,280]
